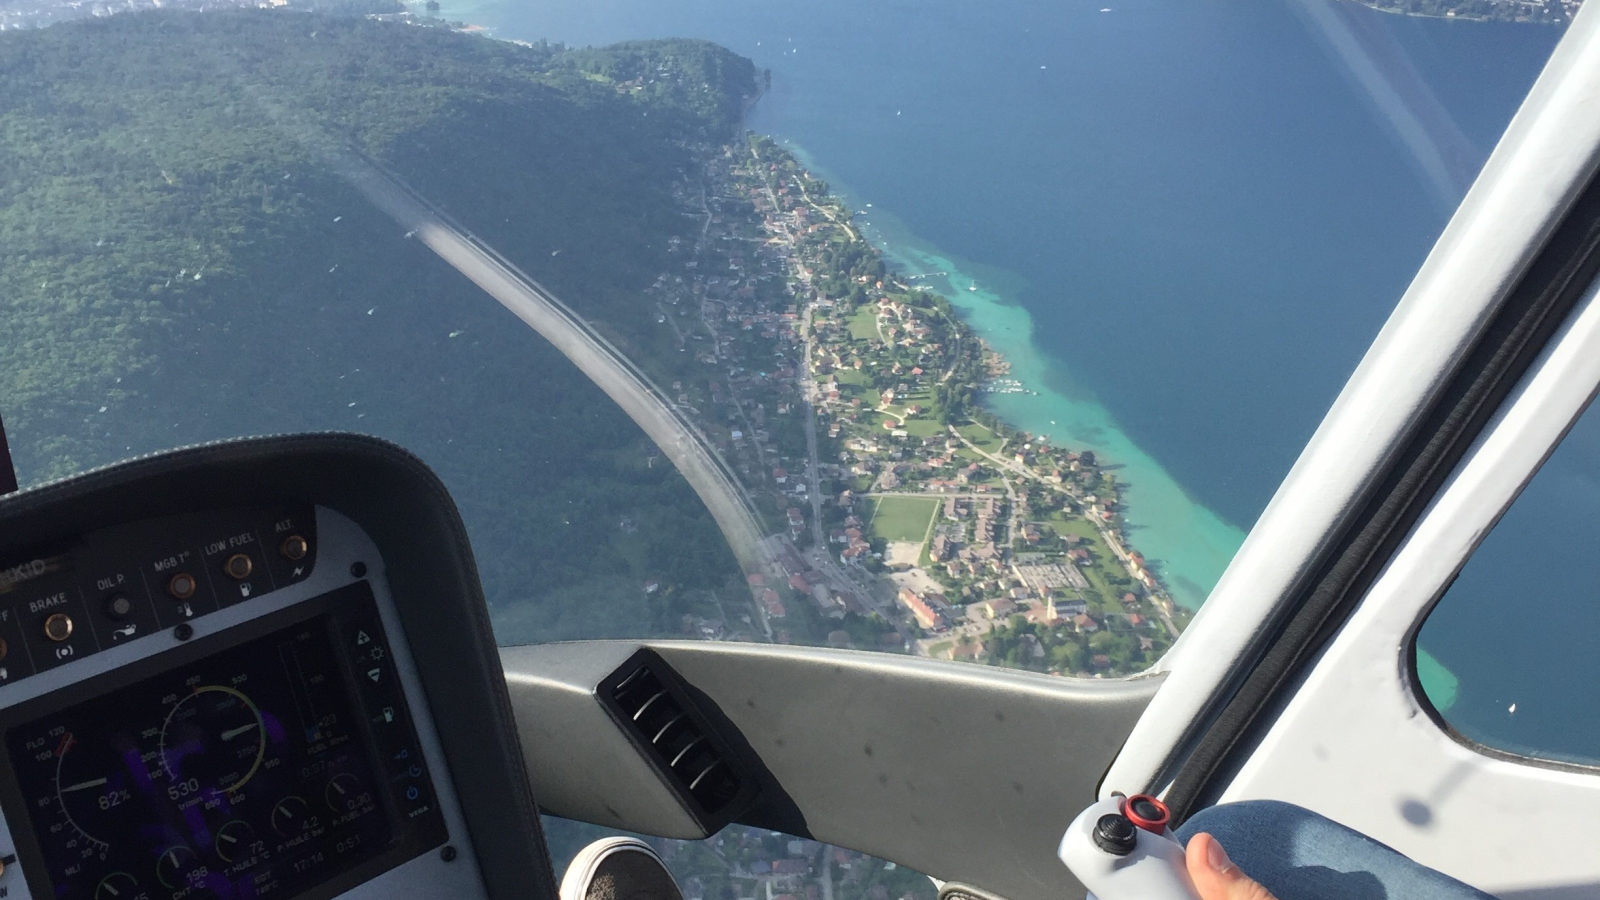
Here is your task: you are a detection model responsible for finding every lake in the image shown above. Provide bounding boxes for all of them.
[430,0,1562,609]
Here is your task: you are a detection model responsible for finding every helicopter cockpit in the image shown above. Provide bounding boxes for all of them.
[2,1,1600,900]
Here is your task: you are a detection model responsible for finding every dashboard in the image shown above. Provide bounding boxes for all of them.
[0,436,555,900]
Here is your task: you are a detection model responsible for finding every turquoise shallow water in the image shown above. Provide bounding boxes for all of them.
[918,248,1246,606]
[422,0,1559,610]
[827,171,1244,607]
[422,0,1600,766]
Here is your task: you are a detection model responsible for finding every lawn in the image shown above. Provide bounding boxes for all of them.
[847,305,882,341]
[956,423,1004,454]
[867,496,940,542]
[835,368,870,388]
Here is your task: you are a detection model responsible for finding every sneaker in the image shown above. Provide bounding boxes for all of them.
[559,837,684,900]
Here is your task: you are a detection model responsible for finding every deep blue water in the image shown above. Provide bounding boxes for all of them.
[429,0,1577,749]
[1417,398,1600,766]
[442,0,1562,534]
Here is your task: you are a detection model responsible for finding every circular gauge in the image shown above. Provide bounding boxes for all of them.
[93,871,138,900]
[270,796,311,836]
[324,773,362,812]
[213,819,256,863]
[155,846,198,889]
[159,686,267,794]
[52,730,141,855]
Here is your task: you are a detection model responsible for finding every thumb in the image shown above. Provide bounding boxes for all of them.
[1185,833,1278,900]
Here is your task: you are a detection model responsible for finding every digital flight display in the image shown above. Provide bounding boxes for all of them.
[0,586,447,900]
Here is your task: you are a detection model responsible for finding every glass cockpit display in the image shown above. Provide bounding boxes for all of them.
[0,594,443,900]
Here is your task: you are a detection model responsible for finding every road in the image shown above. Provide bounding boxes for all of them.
[335,152,772,576]
[799,306,827,549]
[749,142,858,243]
[864,491,995,500]
[947,425,1180,638]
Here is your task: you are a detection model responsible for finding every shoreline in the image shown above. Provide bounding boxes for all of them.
[408,2,1245,610]
[1338,0,1571,23]
[767,138,1245,610]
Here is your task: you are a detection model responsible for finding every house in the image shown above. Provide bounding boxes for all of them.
[947,640,985,661]
[897,588,949,631]
[980,597,1018,619]
[1052,597,1088,618]
[1072,614,1100,633]
[1024,602,1060,626]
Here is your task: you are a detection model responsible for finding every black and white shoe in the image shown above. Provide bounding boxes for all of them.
[559,837,684,900]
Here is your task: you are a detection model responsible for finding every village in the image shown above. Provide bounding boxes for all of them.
[657,827,930,900]
[636,133,1191,678]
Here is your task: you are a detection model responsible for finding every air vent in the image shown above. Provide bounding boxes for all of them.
[599,650,753,829]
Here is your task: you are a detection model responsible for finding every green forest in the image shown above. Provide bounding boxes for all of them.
[0,11,760,642]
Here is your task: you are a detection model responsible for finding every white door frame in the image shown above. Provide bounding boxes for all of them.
[1101,0,1600,803]
[1213,254,1600,900]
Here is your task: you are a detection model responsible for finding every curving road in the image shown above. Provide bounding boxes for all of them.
[335,152,772,576]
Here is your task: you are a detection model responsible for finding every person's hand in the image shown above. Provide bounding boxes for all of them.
[1185,832,1278,900]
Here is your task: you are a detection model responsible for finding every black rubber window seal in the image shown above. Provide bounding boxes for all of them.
[1162,168,1600,823]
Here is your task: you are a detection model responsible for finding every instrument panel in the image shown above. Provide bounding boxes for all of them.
[0,496,485,900]
[0,584,445,900]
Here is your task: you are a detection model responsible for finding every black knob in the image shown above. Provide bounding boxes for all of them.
[1092,813,1138,856]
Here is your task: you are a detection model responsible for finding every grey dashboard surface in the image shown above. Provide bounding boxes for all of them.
[503,639,1162,900]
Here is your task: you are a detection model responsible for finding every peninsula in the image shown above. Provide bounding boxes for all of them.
[625,129,1192,676]
[1344,0,1577,23]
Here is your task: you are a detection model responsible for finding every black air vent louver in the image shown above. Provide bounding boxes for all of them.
[599,650,753,830]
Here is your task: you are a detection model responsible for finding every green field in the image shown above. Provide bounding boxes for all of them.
[898,416,942,438]
[847,305,882,341]
[867,496,940,542]
[956,423,1004,454]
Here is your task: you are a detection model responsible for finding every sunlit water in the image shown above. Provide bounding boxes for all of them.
[425,0,1559,608]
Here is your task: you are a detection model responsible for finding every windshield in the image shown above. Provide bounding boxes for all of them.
[0,0,1574,890]
[0,0,1568,718]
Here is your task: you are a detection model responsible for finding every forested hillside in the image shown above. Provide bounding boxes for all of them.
[0,11,758,641]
